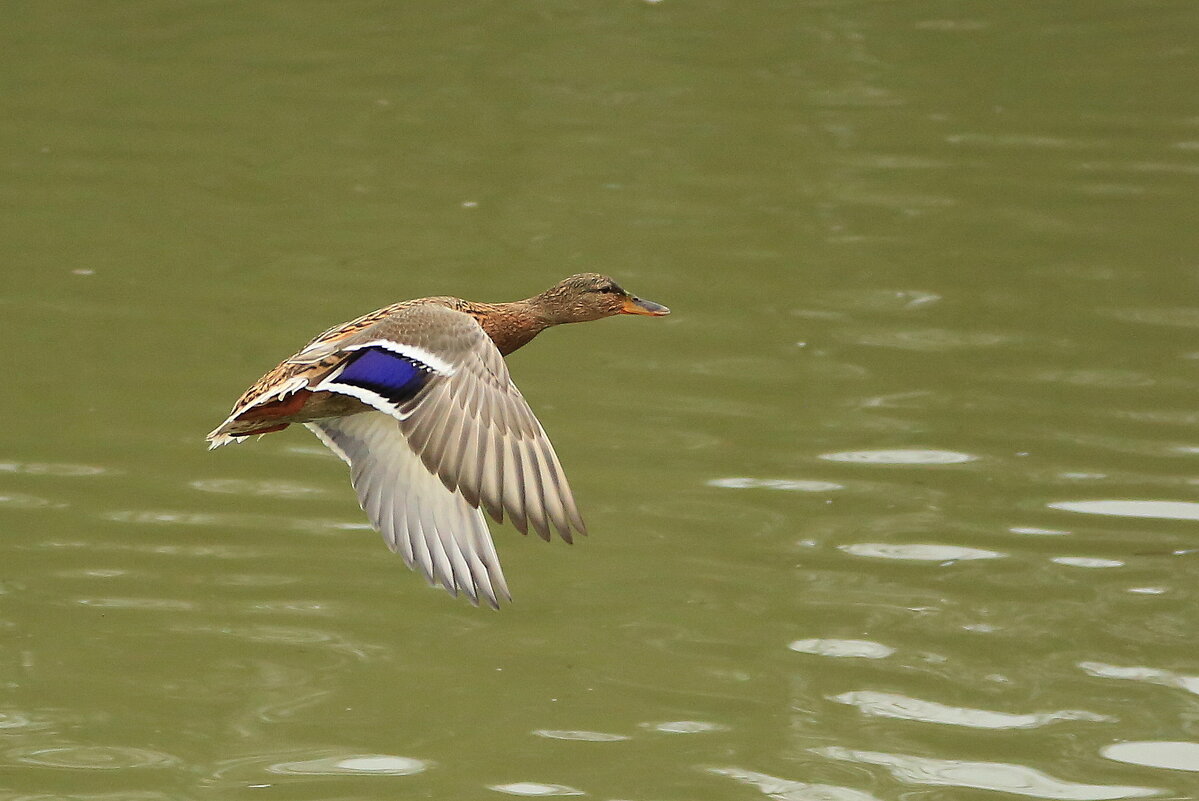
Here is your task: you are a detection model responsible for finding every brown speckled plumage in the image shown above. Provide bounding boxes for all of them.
[206,273,669,607]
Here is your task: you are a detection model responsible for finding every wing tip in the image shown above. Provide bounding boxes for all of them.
[555,515,586,544]
[485,583,513,610]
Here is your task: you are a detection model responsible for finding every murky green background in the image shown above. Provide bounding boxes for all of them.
[4,1,1199,798]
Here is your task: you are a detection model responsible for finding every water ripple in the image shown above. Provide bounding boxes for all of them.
[1101,741,1199,772]
[1051,557,1124,569]
[245,600,339,617]
[0,710,54,732]
[1012,527,1071,536]
[643,720,726,734]
[809,288,942,312]
[708,477,843,492]
[532,729,629,742]
[814,747,1158,799]
[103,509,363,532]
[1049,500,1199,521]
[820,449,977,465]
[789,639,894,659]
[489,782,585,796]
[709,766,882,801]
[171,623,382,661]
[75,597,196,611]
[211,573,301,588]
[7,744,180,770]
[946,132,1107,150]
[1104,307,1199,328]
[0,461,109,476]
[55,568,135,579]
[0,493,60,510]
[831,691,1113,729]
[914,18,988,31]
[189,478,330,498]
[1079,661,1199,696]
[1003,368,1154,389]
[269,754,429,775]
[1,794,173,801]
[844,328,1013,351]
[839,543,1005,562]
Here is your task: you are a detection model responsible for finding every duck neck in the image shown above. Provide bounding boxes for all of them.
[477,299,555,356]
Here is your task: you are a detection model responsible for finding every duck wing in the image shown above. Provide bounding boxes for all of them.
[208,301,587,605]
[312,303,586,545]
[307,411,510,608]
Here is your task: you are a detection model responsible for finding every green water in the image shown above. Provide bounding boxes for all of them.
[4,1,1199,798]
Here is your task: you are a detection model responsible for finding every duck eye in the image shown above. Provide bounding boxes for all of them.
[598,285,618,294]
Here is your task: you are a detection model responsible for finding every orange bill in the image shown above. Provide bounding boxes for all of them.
[619,295,671,316]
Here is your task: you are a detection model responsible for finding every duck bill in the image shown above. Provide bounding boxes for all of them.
[619,296,671,316]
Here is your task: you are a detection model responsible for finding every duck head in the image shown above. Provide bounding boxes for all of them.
[534,273,670,324]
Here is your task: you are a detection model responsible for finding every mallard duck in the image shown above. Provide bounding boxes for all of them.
[207,273,669,608]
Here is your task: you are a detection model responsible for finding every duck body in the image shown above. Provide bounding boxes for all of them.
[207,274,668,608]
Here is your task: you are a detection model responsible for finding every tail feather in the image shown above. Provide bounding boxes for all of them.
[205,378,311,448]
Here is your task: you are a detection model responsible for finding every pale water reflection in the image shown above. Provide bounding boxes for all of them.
[0,711,55,733]
[838,543,1005,562]
[102,508,369,533]
[642,720,726,734]
[830,690,1113,729]
[709,766,883,801]
[0,493,61,510]
[1079,662,1199,697]
[206,749,430,783]
[169,623,383,661]
[532,729,630,742]
[1051,557,1125,569]
[788,639,895,659]
[0,462,110,477]
[489,782,585,797]
[0,794,175,801]
[189,478,332,499]
[1011,526,1071,536]
[1101,742,1199,773]
[818,449,978,465]
[707,477,844,492]
[7,745,180,771]
[815,747,1159,800]
[1049,500,1199,521]
[268,754,430,775]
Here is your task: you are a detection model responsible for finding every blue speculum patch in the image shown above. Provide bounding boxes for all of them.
[333,347,432,404]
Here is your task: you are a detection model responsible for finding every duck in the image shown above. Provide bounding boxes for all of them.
[207,273,669,608]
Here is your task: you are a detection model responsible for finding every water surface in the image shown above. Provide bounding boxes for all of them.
[2,1,1198,799]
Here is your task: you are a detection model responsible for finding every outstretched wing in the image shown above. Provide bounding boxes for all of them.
[307,412,510,608]
[315,303,587,544]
